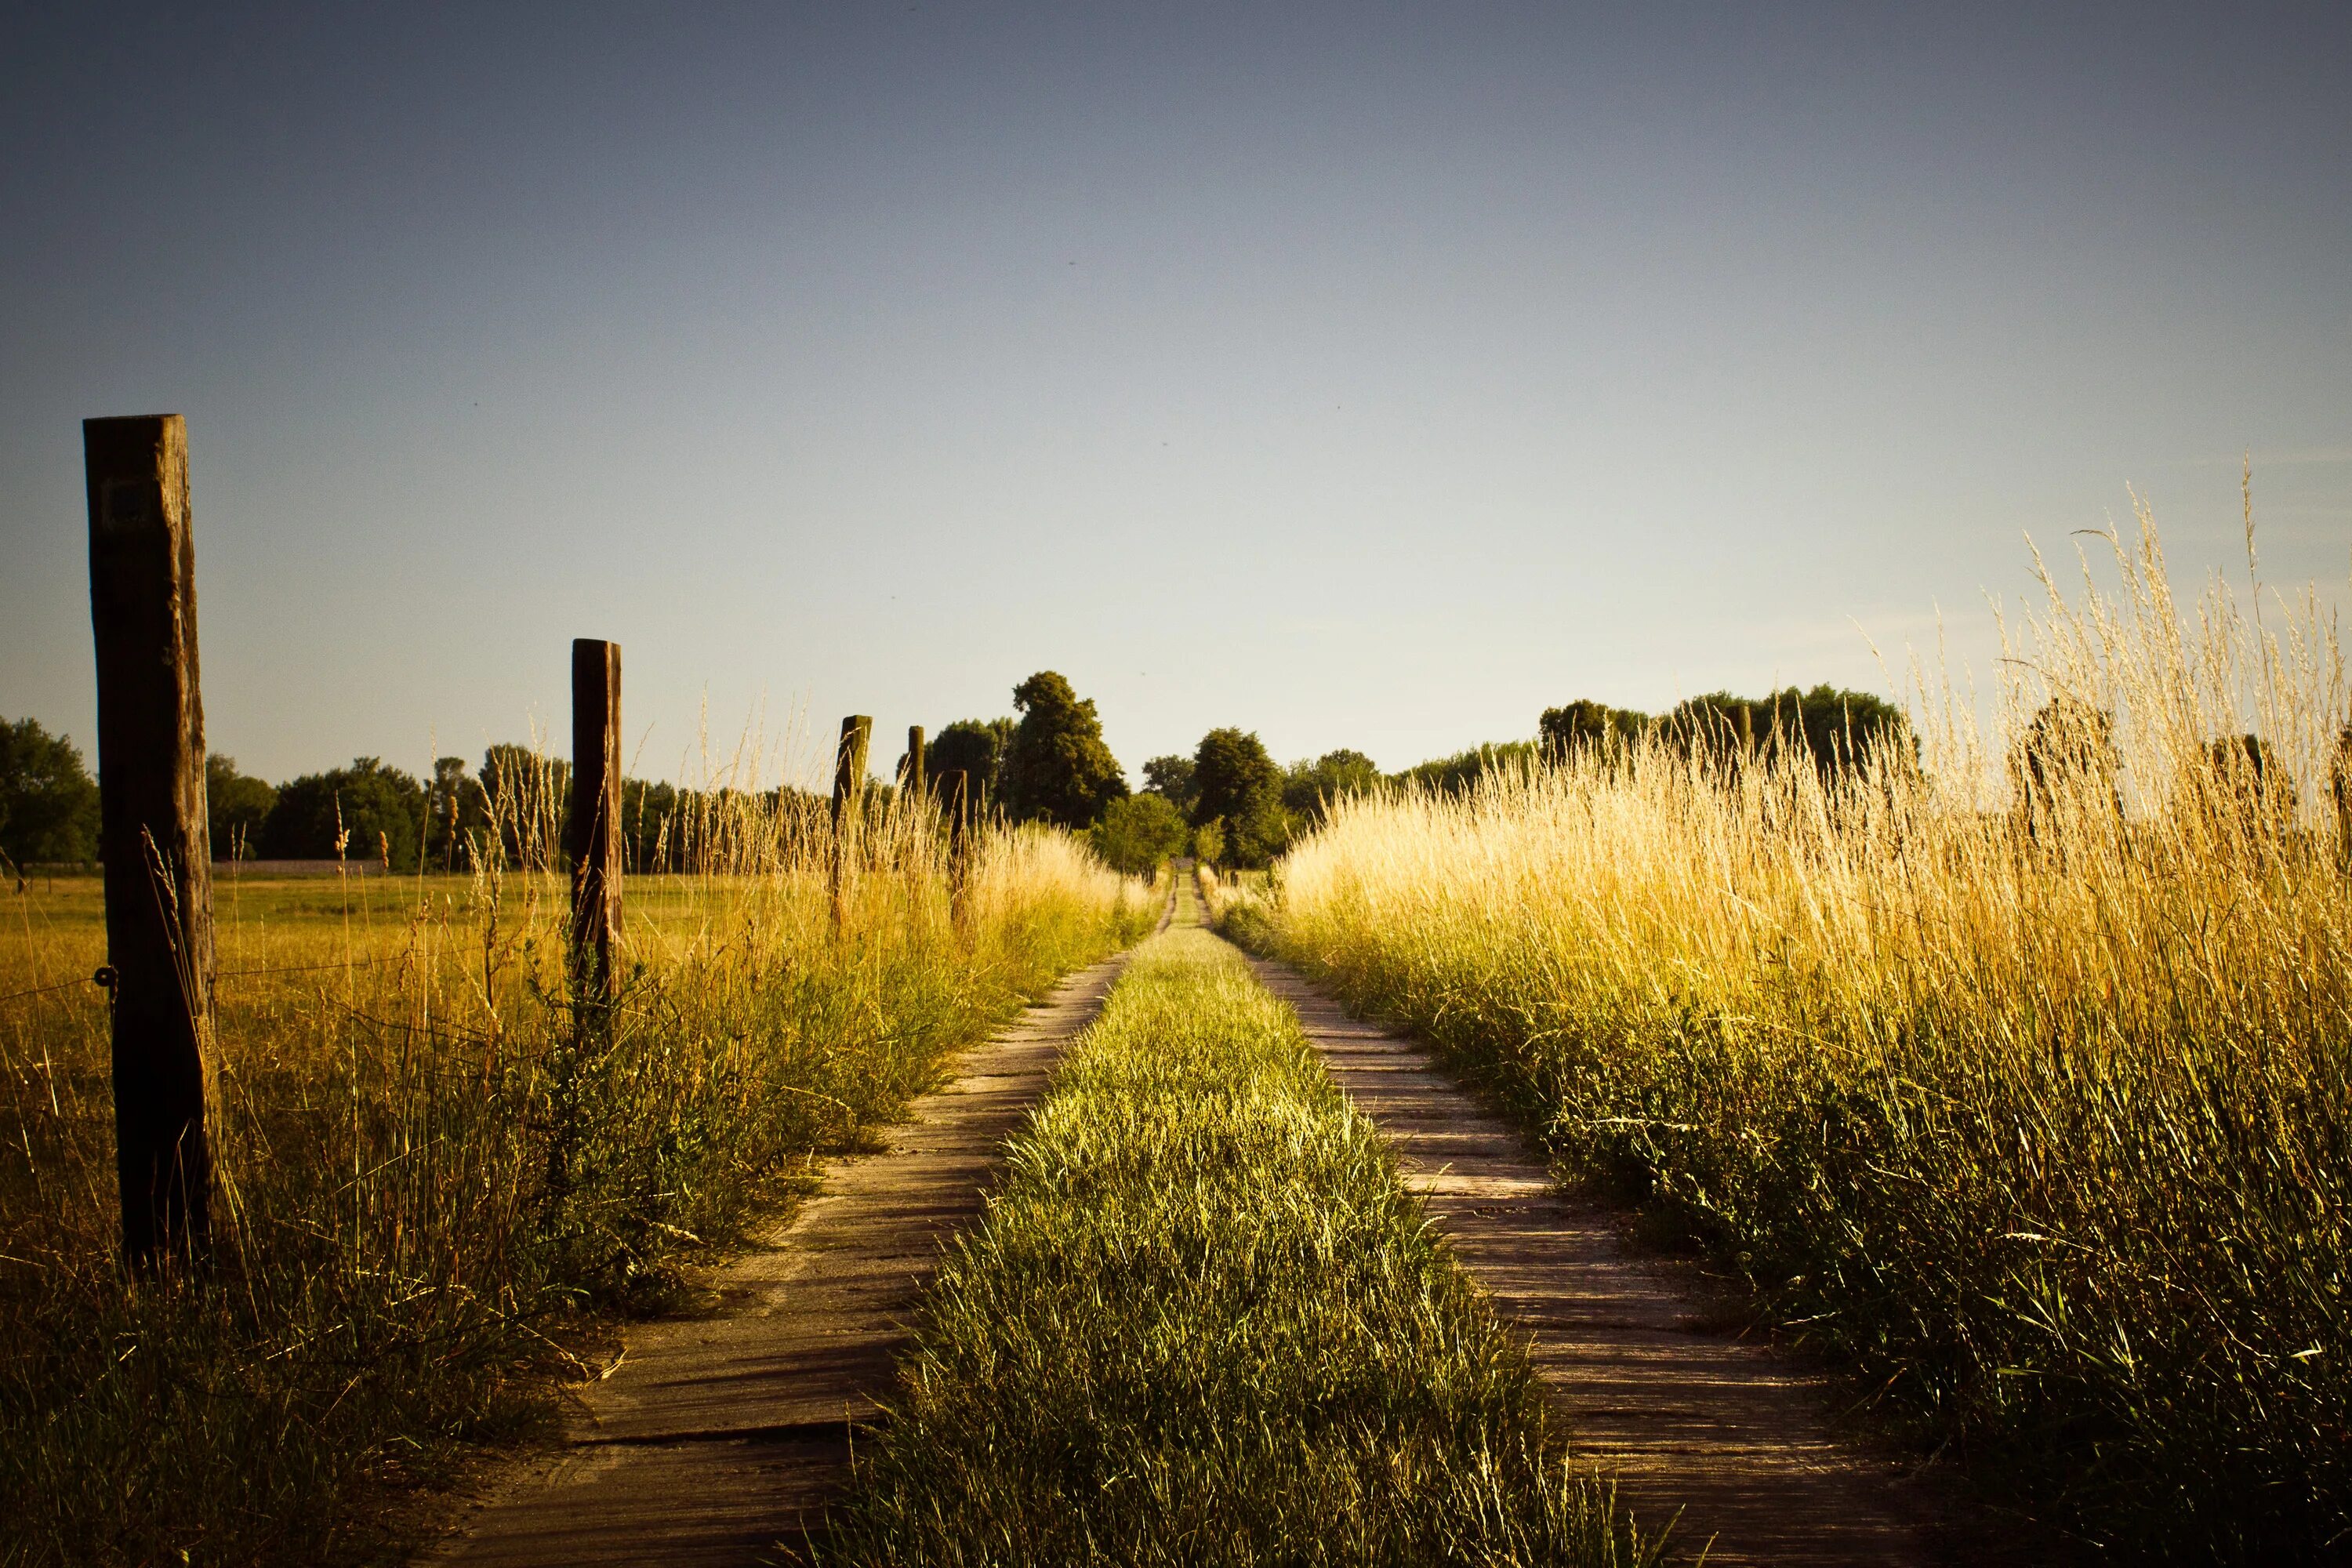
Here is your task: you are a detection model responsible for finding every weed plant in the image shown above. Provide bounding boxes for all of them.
[823,902,1657,1567]
[0,772,1143,1567]
[1272,512,2351,1559]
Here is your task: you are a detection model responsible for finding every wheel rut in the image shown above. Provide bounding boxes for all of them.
[1242,949,1958,1568]
[426,945,1139,1567]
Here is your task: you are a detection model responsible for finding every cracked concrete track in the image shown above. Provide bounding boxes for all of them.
[426,948,1135,1567]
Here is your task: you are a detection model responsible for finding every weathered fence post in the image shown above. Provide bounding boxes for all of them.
[85,414,214,1269]
[902,724,926,797]
[568,639,622,1023]
[831,715,872,927]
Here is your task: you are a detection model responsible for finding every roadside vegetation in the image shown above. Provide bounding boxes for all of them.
[822,908,1658,1568]
[0,778,1145,1567]
[1268,514,2352,1559]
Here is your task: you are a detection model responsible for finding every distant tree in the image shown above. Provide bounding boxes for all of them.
[478,743,569,869]
[1190,818,1226,867]
[2202,733,2295,834]
[1192,728,1291,866]
[927,719,1016,815]
[621,777,680,872]
[419,756,490,871]
[205,753,278,862]
[261,758,428,868]
[1280,749,1381,826]
[1192,728,1279,827]
[1538,701,1650,762]
[0,717,100,867]
[1663,686,1914,779]
[1001,673,1128,829]
[1141,753,1200,816]
[2009,697,2122,838]
[1393,741,1541,798]
[1091,792,1189,876]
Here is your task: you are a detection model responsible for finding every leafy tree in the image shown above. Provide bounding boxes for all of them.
[1280,749,1381,826]
[1141,754,1199,815]
[205,754,278,862]
[1538,701,1650,761]
[479,743,569,869]
[261,758,428,868]
[2009,697,2122,837]
[1393,741,1541,798]
[927,718,1016,815]
[2205,732,2295,833]
[620,777,678,872]
[1190,818,1225,866]
[1192,728,1291,866]
[1192,728,1279,827]
[419,756,492,871]
[0,717,100,866]
[1664,685,1914,779]
[1001,673,1127,829]
[1091,792,1188,876]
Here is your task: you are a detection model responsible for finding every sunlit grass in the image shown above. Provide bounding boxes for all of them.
[0,789,1147,1567]
[1271,510,2351,1559]
[822,911,1658,1567]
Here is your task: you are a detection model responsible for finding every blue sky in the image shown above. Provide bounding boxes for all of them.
[2,3,2345,786]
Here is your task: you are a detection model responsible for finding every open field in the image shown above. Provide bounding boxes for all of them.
[822,893,1658,1567]
[1260,524,2352,1559]
[0,815,1149,1566]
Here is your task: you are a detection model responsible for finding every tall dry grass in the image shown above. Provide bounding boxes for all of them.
[0,770,1145,1566]
[1272,508,2350,1559]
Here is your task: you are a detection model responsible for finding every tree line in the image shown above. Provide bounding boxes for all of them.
[0,684,1915,878]
[38,677,2312,884]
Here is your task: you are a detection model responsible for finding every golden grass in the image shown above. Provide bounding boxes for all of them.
[1272,509,2350,1557]
[0,786,1146,1566]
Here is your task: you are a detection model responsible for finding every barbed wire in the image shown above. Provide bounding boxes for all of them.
[0,956,385,1011]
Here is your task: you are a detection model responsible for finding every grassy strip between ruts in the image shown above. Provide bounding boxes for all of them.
[819,918,1661,1568]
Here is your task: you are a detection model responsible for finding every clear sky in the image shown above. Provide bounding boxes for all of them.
[3,3,2346,787]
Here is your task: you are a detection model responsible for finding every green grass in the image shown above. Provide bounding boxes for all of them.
[820,913,1657,1568]
[0,825,1146,1566]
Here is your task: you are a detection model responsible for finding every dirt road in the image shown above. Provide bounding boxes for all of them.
[427,949,1135,1566]
[1245,948,1953,1567]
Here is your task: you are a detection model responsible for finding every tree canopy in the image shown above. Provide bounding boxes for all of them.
[0,717,100,866]
[927,718,1016,815]
[1538,701,1650,760]
[1392,741,1540,798]
[1140,753,1199,816]
[1281,749,1381,826]
[1000,672,1127,829]
[261,757,429,868]
[1662,685,1914,778]
[1192,728,1291,866]
[206,754,278,861]
[1091,791,1188,876]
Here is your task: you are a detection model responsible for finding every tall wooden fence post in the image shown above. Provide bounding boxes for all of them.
[85,414,214,1269]
[902,724,926,798]
[568,639,622,1025]
[831,715,872,928]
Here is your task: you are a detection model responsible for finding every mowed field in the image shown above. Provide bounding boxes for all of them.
[0,822,1149,1566]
